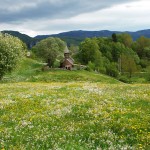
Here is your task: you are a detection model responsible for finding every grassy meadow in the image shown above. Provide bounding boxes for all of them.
[0,58,150,150]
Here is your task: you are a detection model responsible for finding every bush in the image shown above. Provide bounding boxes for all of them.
[0,33,24,79]
[146,66,150,81]
[106,63,119,77]
[118,75,131,83]
[87,61,95,71]
[140,59,149,68]
[53,60,61,68]
[96,66,106,74]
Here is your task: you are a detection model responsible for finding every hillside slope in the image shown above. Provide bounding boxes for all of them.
[2,58,120,84]
[1,30,38,48]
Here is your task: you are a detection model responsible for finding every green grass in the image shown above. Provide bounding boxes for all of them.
[0,58,150,149]
[118,72,150,84]
[2,58,120,84]
[0,83,149,149]
[1,58,43,82]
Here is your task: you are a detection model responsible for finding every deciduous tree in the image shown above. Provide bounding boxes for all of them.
[32,37,65,67]
[117,33,133,48]
[121,54,137,78]
[0,33,24,79]
[78,38,102,67]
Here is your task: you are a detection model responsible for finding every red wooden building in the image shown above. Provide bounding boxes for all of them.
[60,46,74,70]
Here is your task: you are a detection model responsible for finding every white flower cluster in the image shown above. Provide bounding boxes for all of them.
[0,33,25,79]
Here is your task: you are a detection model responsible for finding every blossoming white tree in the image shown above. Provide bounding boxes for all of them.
[0,33,25,79]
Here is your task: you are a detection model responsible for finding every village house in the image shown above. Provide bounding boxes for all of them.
[60,46,74,70]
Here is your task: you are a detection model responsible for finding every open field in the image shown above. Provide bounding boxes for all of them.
[0,82,150,149]
[0,58,150,149]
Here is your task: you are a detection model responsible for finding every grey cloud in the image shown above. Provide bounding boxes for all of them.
[0,0,139,23]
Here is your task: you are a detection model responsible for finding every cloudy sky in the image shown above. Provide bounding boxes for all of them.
[0,0,150,37]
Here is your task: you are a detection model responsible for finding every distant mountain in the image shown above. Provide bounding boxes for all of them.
[2,29,150,47]
[35,29,150,42]
[35,30,119,46]
[128,29,150,40]
[1,30,39,48]
[35,30,119,39]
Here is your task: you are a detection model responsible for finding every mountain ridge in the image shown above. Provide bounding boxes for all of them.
[1,29,150,46]
[1,30,39,48]
[35,29,150,40]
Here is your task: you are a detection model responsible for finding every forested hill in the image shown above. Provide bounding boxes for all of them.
[1,29,150,47]
[1,30,39,48]
[35,29,150,41]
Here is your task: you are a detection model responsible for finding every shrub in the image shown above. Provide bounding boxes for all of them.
[106,63,119,77]
[118,75,131,83]
[146,66,150,81]
[87,61,95,71]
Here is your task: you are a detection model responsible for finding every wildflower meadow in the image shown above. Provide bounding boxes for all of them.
[0,81,150,149]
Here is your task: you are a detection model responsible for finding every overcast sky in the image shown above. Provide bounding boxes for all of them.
[0,0,149,37]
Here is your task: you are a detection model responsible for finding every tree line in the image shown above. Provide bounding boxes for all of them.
[76,33,150,80]
[0,32,150,82]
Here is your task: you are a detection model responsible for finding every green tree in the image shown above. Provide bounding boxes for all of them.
[32,37,65,67]
[97,37,113,61]
[69,44,79,61]
[117,33,133,48]
[143,47,150,59]
[87,61,95,71]
[78,38,102,66]
[146,66,150,81]
[0,33,24,79]
[121,54,137,78]
[136,36,150,58]
[106,62,119,77]
[112,33,117,42]
[140,59,149,68]
[111,42,126,62]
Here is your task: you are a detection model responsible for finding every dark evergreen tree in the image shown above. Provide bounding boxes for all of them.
[112,33,117,42]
